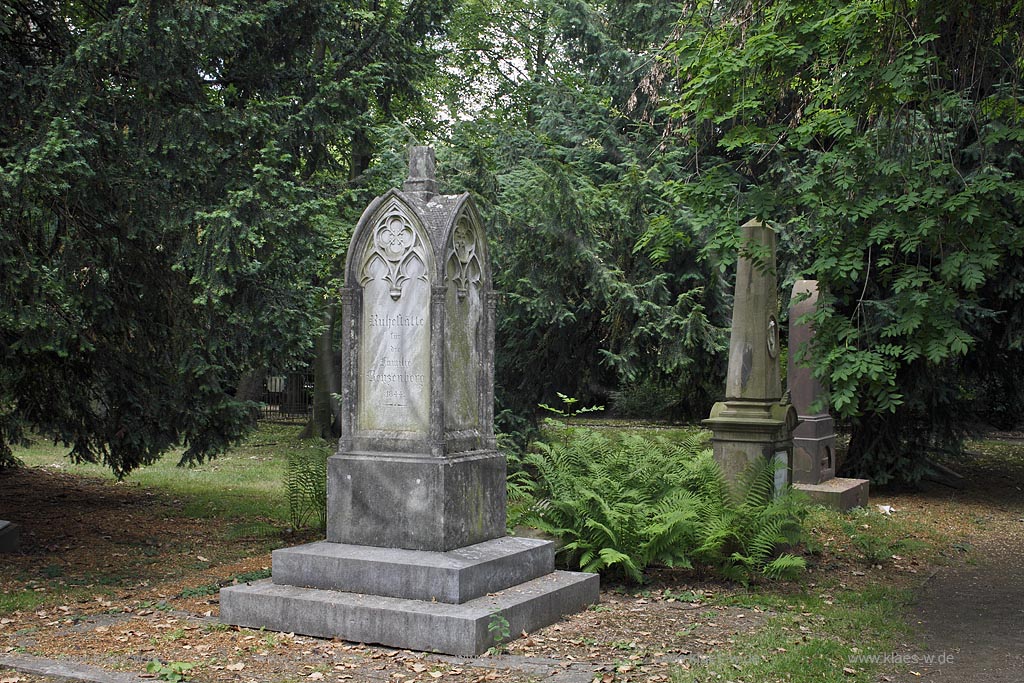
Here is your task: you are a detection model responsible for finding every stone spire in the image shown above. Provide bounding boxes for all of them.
[703,218,796,489]
[402,145,438,196]
[725,218,782,402]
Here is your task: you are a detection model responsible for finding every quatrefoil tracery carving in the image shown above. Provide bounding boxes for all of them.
[360,204,428,301]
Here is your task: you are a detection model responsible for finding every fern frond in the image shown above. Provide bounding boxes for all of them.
[762,554,807,580]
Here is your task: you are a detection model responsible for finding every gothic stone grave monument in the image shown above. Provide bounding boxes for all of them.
[221,148,598,656]
[788,280,869,510]
[703,219,797,492]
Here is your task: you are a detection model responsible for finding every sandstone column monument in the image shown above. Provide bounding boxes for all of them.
[703,219,797,490]
[221,147,597,656]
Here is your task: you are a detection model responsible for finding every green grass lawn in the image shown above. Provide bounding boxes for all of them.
[5,420,965,682]
[10,422,331,524]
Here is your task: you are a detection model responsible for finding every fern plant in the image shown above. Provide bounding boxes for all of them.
[519,425,809,583]
[692,456,808,583]
[285,444,329,531]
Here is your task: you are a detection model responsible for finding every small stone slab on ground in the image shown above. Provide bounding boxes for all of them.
[0,652,151,683]
[0,521,20,553]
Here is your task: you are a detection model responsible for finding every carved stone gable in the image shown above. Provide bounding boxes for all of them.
[361,202,428,301]
[446,215,482,299]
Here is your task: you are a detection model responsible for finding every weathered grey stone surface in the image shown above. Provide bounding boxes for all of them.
[0,520,20,553]
[338,152,496,462]
[222,147,598,656]
[703,219,796,489]
[327,450,506,551]
[725,219,783,403]
[0,651,152,683]
[272,536,554,603]
[704,401,797,486]
[403,146,438,196]
[221,571,599,657]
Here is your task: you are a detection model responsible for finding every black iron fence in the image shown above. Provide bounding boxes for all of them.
[258,372,313,423]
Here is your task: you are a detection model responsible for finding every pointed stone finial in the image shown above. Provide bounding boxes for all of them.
[725,218,782,401]
[403,146,437,195]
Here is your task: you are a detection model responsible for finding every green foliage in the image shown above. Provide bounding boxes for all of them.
[285,442,330,531]
[179,584,219,599]
[486,609,511,652]
[651,0,1024,483]
[834,509,920,567]
[538,392,605,419]
[145,661,194,683]
[438,0,729,424]
[180,568,272,598]
[609,382,684,420]
[0,0,453,475]
[519,424,808,583]
[691,457,809,583]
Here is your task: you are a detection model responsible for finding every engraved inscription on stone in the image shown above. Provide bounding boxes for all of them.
[358,202,431,434]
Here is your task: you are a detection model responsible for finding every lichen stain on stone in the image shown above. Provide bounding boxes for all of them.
[741,343,753,389]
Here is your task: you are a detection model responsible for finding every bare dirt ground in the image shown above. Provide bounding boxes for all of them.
[0,467,771,683]
[2,435,1023,683]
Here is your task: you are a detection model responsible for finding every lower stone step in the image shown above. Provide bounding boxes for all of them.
[221,570,599,657]
[272,536,554,604]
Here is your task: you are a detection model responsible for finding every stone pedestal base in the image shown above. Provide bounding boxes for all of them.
[0,520,20,553]
[328,450,506,552]
[220,536,599,656]
[794,477,869,511]
[792,414,836,484]
[703,400,798,491]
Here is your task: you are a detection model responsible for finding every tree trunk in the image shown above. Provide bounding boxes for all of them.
[236,369,268,402]
[300,303,341,440]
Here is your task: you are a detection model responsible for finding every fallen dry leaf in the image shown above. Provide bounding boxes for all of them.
[226,662,245,671]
